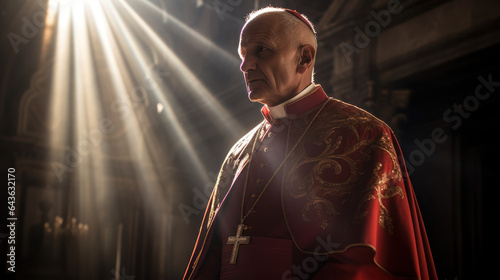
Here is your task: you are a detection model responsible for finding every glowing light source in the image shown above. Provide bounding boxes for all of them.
[157,103,165,114]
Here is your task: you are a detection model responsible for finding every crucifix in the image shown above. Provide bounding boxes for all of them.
[227,224,250,264]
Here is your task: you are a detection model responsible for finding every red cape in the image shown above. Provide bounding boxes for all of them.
[183,86,437,279]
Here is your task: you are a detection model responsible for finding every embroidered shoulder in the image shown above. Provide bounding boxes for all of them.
[228,122,263,157]
[208,121,266,227]
[285,98,404,232]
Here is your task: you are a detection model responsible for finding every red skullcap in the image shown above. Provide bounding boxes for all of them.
[284,9,316,35]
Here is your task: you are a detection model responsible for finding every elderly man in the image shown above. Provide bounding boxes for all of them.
[183,7,437,280]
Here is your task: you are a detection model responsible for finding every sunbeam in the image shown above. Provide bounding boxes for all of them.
[100,0,210,180]
[118,0,245,137]
[34,0,246,278]
[135,0,241,68]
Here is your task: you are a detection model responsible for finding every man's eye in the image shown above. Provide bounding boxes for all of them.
[256,46,266,53]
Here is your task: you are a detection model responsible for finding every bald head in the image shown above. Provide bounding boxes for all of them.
[238,7,318,106]
[240,7,317,64]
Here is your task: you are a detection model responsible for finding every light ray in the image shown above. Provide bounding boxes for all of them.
[70,1,110,276]
[38,0,244,277]
[136,0,241,67]
[100,0,210,180]
[48,0,72,164]
[119,0,245,137]
[88,0,168,213]
[71,0,111,219]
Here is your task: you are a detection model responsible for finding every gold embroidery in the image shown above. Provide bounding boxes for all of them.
[285,100,404,234]
[208,120,270,228]
[366,135,404,234]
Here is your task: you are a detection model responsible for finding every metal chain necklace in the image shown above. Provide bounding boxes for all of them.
[227,99,330,264]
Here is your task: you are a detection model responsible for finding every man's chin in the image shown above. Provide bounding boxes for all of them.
[247,89,268,104]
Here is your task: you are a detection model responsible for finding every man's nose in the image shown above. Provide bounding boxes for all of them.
[240,55,256,73]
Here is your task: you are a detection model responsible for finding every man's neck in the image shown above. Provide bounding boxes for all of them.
[266,82,316,119]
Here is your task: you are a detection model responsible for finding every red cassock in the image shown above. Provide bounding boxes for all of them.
[183,86,438,280]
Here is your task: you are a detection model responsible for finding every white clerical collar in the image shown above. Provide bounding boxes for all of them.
[266,82,316,119]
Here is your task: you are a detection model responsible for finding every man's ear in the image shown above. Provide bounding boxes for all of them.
[297,44,315,74]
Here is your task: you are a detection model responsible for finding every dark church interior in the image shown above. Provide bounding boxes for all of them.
[1,0,497,279]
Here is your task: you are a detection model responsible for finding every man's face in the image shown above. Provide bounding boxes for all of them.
[239,15,300,107]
